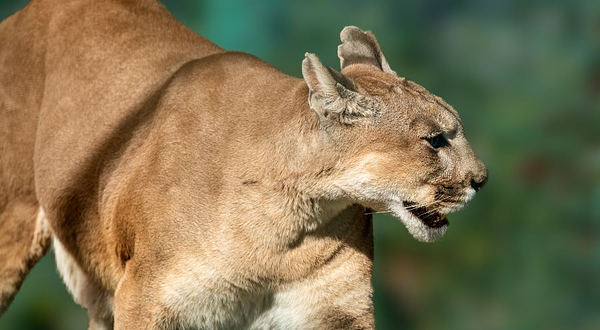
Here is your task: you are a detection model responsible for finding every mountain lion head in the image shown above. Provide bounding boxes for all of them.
[302,26,487,242]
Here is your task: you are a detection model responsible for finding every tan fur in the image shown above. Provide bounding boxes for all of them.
[0,1,486,329]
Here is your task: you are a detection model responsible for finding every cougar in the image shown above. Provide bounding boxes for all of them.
[0,0,487,329]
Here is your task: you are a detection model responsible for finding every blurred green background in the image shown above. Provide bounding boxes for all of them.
[1,0,599,329]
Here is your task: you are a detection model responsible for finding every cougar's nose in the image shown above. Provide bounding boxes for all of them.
[464,145,488,192]
[470,171,488,191]
[471,175,487,191]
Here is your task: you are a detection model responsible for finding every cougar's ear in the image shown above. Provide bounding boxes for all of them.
[302,53,378,125]
[338,26,396,75]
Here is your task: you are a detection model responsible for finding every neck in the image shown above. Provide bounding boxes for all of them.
[242,81,360,249]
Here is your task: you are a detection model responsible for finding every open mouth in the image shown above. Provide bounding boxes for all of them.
[402,201,448,228]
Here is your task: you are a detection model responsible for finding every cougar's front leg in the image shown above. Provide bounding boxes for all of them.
[53,236,114,330]
[113,262,168,330]
[251,247,375,330]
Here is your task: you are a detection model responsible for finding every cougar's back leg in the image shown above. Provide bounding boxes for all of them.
[0,204,51,314]
[0,2,50,315]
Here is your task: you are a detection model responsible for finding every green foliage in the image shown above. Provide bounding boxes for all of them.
[1,0,598,329]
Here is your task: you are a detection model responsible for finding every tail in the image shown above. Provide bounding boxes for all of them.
[0,202,51,314]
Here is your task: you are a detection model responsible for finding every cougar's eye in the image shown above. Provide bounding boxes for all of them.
[425,134,448,149]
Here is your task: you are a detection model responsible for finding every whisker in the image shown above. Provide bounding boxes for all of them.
[403,195,453,211]
[364,210,392,215]
[419,207,443,217]
[365,195,455,215]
